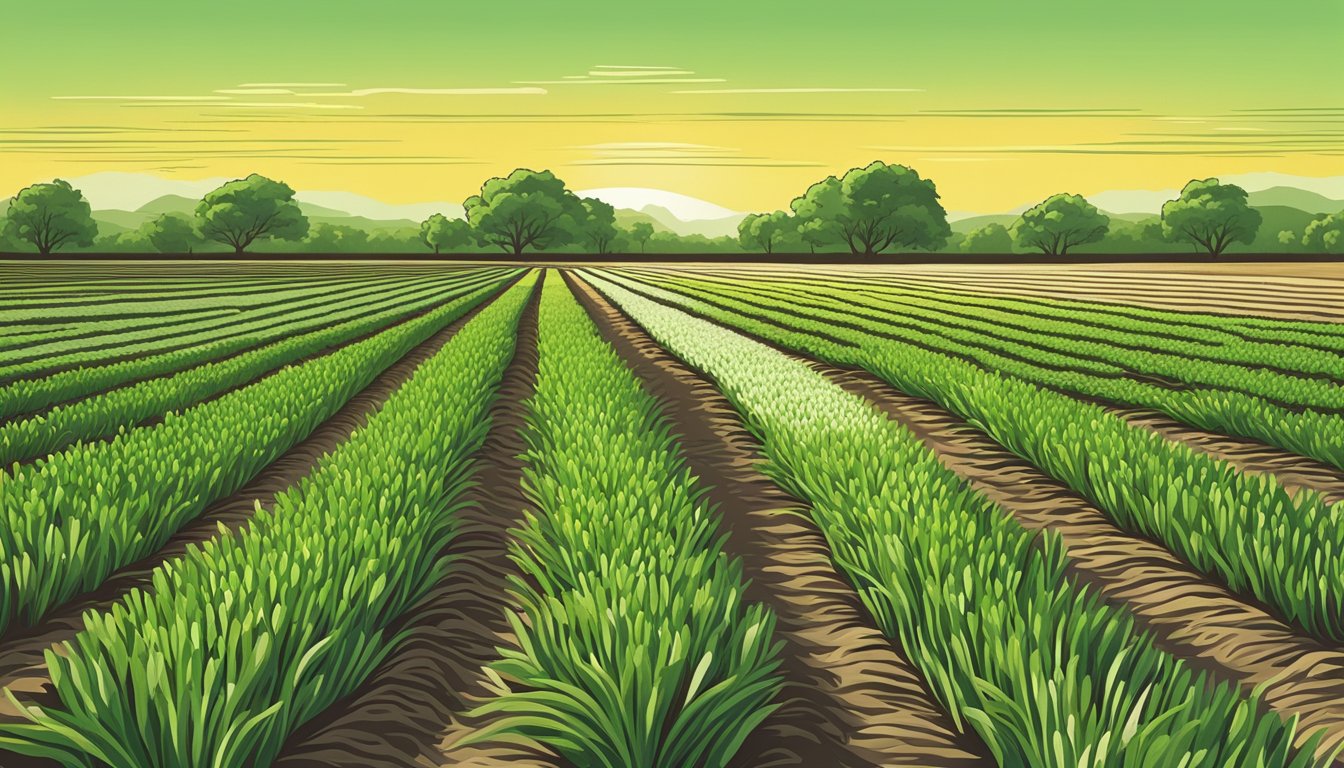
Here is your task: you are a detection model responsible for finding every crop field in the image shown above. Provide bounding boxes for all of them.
[2,260,1344,768]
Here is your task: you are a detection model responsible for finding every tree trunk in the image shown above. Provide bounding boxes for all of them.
[235,245,245,254]
[434,245,441,254]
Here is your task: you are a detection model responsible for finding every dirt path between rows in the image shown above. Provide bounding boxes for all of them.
[1106,405,1344,505]
[819,365,1344,763]
[568,273,991,768]
[0,287,512,768]
[274,276,557,768]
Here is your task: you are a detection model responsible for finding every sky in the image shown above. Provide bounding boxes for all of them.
[3,0,1342,214]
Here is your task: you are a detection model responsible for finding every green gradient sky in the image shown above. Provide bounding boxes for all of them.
[3,0,1341,211]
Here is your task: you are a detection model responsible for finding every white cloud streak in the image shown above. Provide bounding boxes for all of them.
[674,87,924,95]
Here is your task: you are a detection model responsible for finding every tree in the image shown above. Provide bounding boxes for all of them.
[142,213,198,254]
[3,179,98,254]
[960,222,1013,253]
[1160,178,1261,256]
[1011,194,1109,255]
[420,213,475,254]
[195,174,309,253]
[463,169,583,255]
[790,162,950,255]
[627,221,655,253]
[1301,212,1344,253]
[305,223,369,252]
[737,210,793,253]
[574,197,619,254]
[797,218,833,253]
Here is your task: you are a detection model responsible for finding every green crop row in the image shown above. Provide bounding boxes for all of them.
[619,270,1344,472]
[0,274,538,768]
[468,276,780,768]
[0,270,519,466]
[624,270,1344,413]
[583,271,1322,768]
[0,271,487,380]
[0,268,512,419]
[637,268,1344,383]
[595,270,1344,643]
[0,276,508,636]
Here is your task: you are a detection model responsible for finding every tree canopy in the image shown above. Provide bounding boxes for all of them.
[419,213,475,254]
[573,197,619,254]
[1161,178,1261,255]
[1301,211,1344,253]
[627,221,655,253]
[195,174,309,253]
[737,210,793,253]
[790,162,950,255]
[142,213,198,254]
[1011,194,1109,255]
[3,179,98,254]
[463,169,583,254]
[960,222,1013,253]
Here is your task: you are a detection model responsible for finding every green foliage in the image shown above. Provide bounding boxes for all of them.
[0,275,537,767]
[607,270,1344,643]
[142,213,199,254]
[626,220,655,252]
[0,270,514,464]
[0,277,506,635]
[1161,179,1262,255]
[194,174,310,253]
[419,213,475,254]
[3,180,98,254]
[736,210,793,253]
[464,169,584,254]
[586,271,1321,768]
[469,276,780,767]
[574,197,620,254]
[1011,194,1109,255]
[790,162,950,254]
[304,222,369,252]
[959,222,1013,253]
[1301,211,1344,253]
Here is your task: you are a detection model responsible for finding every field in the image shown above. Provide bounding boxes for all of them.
[2,259,1344,768]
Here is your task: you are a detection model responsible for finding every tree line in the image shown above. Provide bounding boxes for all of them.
[4,166,1341,256]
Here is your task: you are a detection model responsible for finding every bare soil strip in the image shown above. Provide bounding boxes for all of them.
[1106,405,1344,505]
[274,278,557,768]
[568,272,992,768]
[0,289,509,764]
[814,363,1344,761]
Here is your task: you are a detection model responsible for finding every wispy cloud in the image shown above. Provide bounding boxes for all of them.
[567,140,817,168]
[675,87,923,95]
[237,82,348,88]
[520,65,723,86]
[53,95,230,102]
[302,87,546,97]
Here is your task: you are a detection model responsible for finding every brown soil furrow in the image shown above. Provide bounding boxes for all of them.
[818,364,1344,760]
[568,272,991,768]
[0,289,506,763]
[274,276,556,768]
[1105,405,1344,505]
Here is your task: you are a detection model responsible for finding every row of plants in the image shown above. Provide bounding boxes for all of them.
[0,271,480,379]
[0,274,509,636]
[0,268,513,418]
[650,269,1344,382]
[583,271,1323,767]
[0,271,519,465]
[625,270,1344,412]
[0,274,539,767]
[595,270,1344,642]
[618,271,1344,472]
[468,276,781,767]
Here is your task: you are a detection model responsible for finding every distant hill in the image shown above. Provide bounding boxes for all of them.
[638,204,743,238]
[1248,187,1344,215]
[136,194,198,216]
[951,214,1016,234]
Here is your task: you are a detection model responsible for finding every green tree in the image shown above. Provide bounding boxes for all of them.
[960,222,1013,253]
[797,218,833,253]
[790,162,950,255]
[195,174,308,253]
[737,210,793,253]
[1011,194,1109,255]
[574,197,619,254]
[463,169,583,255]
[305,223,369,252]
[627,221,655,253]
[419,213,475,254]
[142,213,198,254]
[3,179,98,254]
[1301,211,1344,253]
[1160,178,1261,256]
